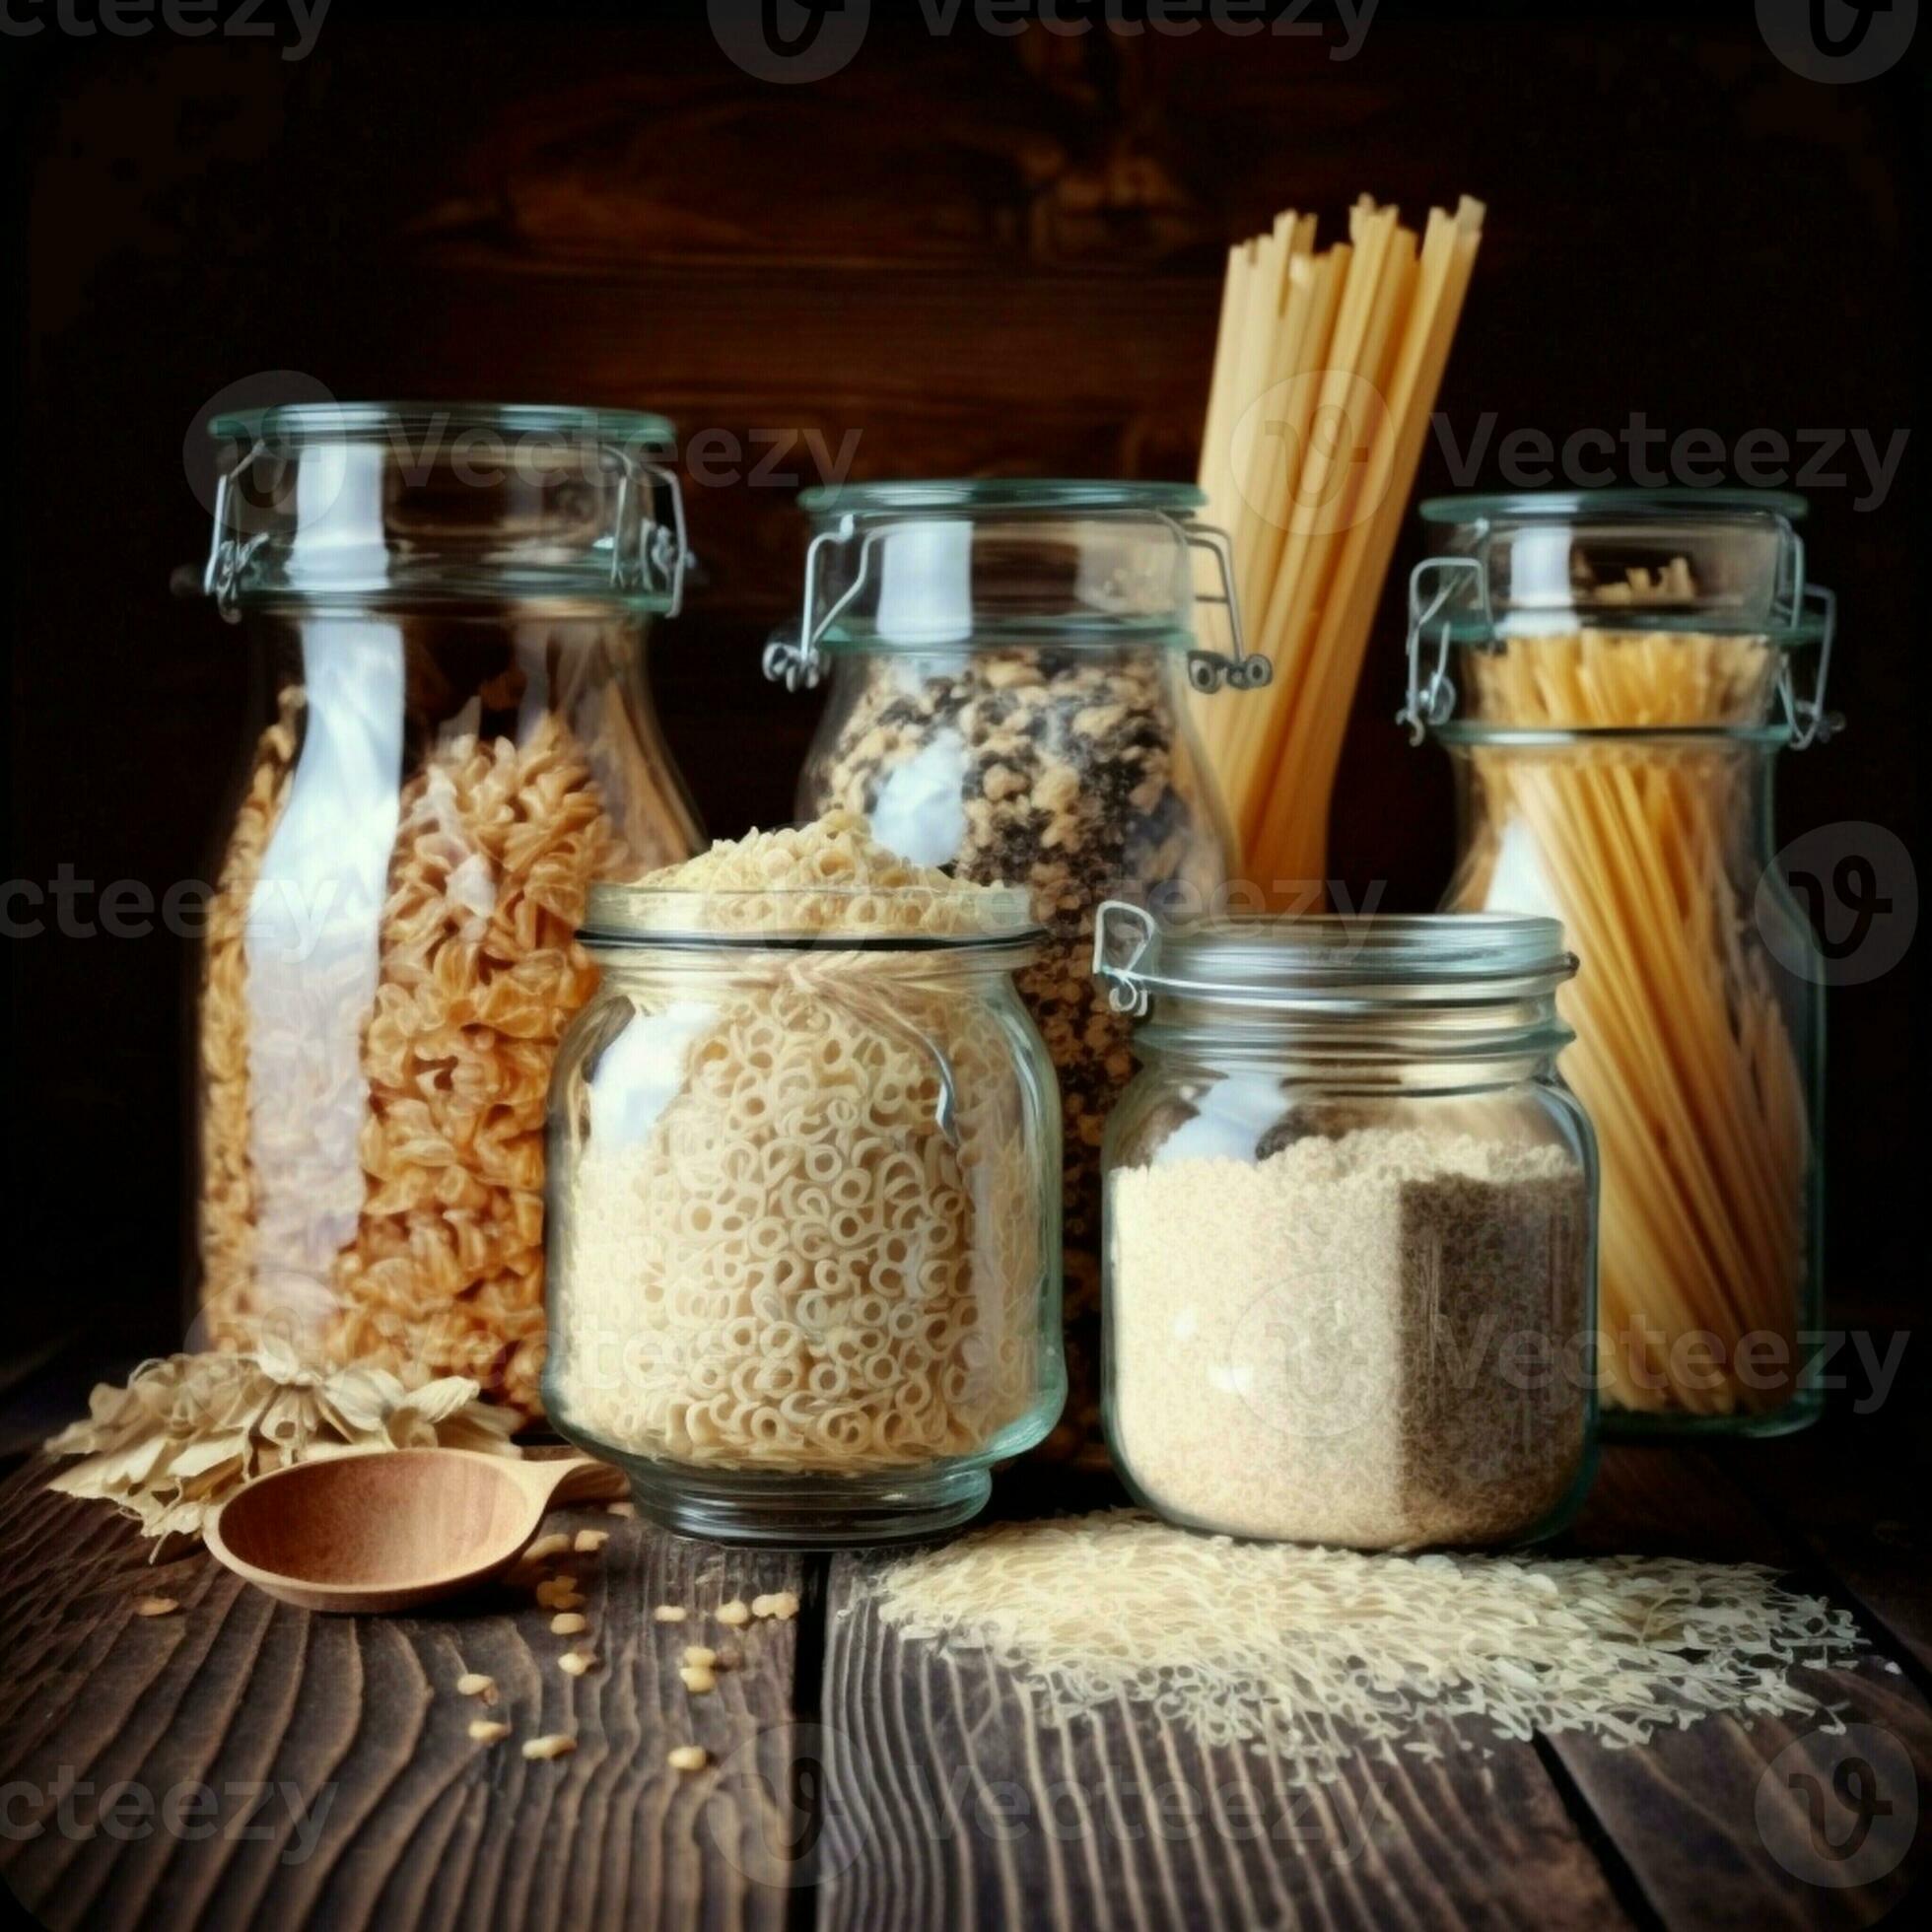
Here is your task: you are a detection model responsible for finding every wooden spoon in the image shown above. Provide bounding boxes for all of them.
[204,1448,628,1615]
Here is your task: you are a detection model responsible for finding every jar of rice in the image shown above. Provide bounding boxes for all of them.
[1095,905,1599,1552]
[544,812,1067,1545]
[189,403,701,1413]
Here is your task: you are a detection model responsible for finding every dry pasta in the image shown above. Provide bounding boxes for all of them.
[1191,194,1485,900]
[547,812,1052,1473]
[1449,625,1810,1415]
[197,672,685,1412]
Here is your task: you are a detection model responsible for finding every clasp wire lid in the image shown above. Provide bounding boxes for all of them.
[188,403,692,620]
[762,485,1272,695]
[1180,519,1272,696]
[1397,554,1478,744]
[1092,901,1577,1020]
[1399,494,1840,749]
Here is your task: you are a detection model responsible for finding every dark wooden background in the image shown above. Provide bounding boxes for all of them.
[2,0,1917,1365]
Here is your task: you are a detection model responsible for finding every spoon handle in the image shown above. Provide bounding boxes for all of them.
[527,1452,629,1509]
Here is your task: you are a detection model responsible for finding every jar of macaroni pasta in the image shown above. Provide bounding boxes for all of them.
[544,813,1066,1545]
[188,403,700,1413]
[1095,905,1600,1551]
[764,480,1267,1463]
[1403,490,1835,1434]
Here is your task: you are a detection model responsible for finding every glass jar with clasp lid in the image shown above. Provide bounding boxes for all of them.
[187,402,701,1413]
[763,479,1269,1463]
[1400,489,1837,1435]
[1094,903,1600,1551]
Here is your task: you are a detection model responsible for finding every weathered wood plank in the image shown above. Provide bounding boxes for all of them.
[0,1458,807,1932]
[816,1539,1635,1932]
[1546,1443,1931,1930]
[1714,1404,1931,1682]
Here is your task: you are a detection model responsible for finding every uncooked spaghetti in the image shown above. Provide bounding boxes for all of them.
[1447,625,1811,1416]
[1191,194,1485,899]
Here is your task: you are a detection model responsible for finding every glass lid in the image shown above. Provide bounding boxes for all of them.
[197,399,688,617]
[766,477,1261,695]
[210,401,676,452]
[1094,903,1576,1016]
[1411,486,1827,646]
[1419,488,1808,523]
[798,478,1208,517]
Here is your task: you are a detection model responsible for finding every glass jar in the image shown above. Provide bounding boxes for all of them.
[1095,905,1599,1551]
[1404,490,1835,1435]
[543,881,1066,1544]
[764,479,1268,1461]
[189,403,701,1414]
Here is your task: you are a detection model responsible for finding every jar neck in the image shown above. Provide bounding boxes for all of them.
[1134,991,1571,1090]
[824,635,1192,676]
[587,940,1039,995]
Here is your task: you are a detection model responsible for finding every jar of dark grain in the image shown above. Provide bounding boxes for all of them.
[764,480,1267,1459]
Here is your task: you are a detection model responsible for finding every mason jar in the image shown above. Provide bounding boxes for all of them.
[1403,490,1835,1435]
[764,479,1268,1461]
[543,878,1066,1544]
[189,402,701,1414]
[1095,905,1599,1551]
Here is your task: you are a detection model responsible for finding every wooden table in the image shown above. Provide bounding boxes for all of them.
[2,1387,1925,1931]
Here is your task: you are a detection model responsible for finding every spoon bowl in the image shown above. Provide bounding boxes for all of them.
[205,1448,627,1614]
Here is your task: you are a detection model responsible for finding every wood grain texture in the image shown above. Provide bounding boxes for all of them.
[6,1429,1931,1930]
[1547,1445,1932,1930]
[815,1554,1633,1932]
[1716,1409,1932,1682]
[0,1459,807,1932]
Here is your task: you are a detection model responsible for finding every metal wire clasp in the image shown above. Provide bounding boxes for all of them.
[1178,519,1272,696]
[1782,583,1842,750]
[610,459,691,616]
[1092,900,1159,1017]
[198,441,271,622]
[1398,555,1481,743]
[762,517,877,693]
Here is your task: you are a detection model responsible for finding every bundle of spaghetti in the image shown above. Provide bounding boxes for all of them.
[1191,194,1485,902]
[1450,622,1810,1415]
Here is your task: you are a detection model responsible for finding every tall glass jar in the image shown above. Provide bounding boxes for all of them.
[1095,905,1599,1551]
[1403,490,1836,1435]
[765,479,1268,1460]
[189,403,701,1414]
[543,881,1065,1544]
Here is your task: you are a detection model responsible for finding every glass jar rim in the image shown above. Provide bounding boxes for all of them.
[1095,905,1577,1016]
[797,477,1207,518]
[1418,487,1809,524]
[581,882,1042,950]
[208,400,678,452]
